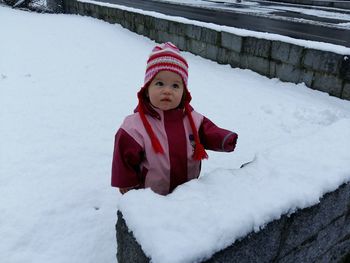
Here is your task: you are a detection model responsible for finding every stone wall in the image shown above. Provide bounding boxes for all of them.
[2,0,64,12]
[117,182,350,263]
[63,0,350,101]
[46,0,64,13]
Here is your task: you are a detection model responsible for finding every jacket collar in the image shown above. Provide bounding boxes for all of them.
[134,100,193,120]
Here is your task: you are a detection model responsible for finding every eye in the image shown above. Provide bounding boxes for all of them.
[172,83,180,89]
[155,81,163,86]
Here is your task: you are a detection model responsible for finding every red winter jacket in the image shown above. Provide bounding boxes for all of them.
[111,105,238,195]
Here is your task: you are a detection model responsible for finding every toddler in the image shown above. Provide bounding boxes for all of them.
[111,42,238,195]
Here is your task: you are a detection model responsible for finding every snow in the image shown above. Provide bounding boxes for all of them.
[1,4,350,263]
[31,0,47,8]
[120,119,350,263]
[80,0,350,55]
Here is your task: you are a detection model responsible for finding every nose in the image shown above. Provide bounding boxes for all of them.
[162,85,172,94]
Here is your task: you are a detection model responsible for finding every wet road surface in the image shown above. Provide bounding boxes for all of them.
[94,0,350,47]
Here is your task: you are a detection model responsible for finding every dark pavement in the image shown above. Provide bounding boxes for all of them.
[93,0,350,47]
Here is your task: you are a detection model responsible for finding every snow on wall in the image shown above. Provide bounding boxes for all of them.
[117,181,350,262]
[116,119,350,263]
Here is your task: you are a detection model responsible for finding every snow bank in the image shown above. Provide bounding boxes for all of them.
[118,119,350,263]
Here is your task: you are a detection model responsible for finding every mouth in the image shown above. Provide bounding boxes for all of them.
[160,98,171,102]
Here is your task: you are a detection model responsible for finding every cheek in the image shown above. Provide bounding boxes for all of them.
[176,93,183,102]
[147,88,157,99]
[173,91,184,107]
[178,90,185,101]
[148,90,161,105]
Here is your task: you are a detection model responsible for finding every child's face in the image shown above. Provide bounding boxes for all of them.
[147,71,184,111]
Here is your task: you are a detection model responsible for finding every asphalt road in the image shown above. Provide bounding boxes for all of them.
[94,0,350,47]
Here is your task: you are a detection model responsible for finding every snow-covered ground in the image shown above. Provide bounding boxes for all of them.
[1,4,350,263]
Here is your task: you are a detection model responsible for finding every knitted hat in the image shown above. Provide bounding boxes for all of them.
[144,42,189,89]
[137,42,208,161]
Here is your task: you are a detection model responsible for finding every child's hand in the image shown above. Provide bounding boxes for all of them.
[119,185,139,194]
[224,132,238,152]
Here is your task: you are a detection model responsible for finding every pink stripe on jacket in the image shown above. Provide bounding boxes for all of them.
[111,107,237,195]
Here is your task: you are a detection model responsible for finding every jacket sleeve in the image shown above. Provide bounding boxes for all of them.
[111,128,144,188]
[199,116,238,152]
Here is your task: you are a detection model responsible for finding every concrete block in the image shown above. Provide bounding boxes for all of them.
[289,45,304,65]
[185,24,202,40]
[103,8,115,24]
[200,27,219,45]
[313,73,343,97]
[270,61,277,78]
[149,29,158,41]
[302,49,343,75]
[96,5,103,18]
[312,216,350,260]
[68,1,76,13]
[135,23,147,37]
[158,33,187,51]
[124,20,135,31]
[124,11,133,22]
[242,37,271,59]
[76,1,83,12]
[217,48,229,64]
[205,44,219,61]
[157,31,172,44]
[340,55,350,81]
[221,32,242,53]
[116,211,150,263]
[96,5,106,20]
[275,63,301,83]
[174,35,187,51]
[299,70,314,88]
[188,39,207,57]
[83,2,90,14]
[279,182,350,259]
[134,14,148,36]
[240,54,270,76]
[101,6,110,20]
[205,217,286,263]
[271,41,289,63]
[124,11,135,31]
[119,17,127,29]
[169,21,186,36]
[279,211,350,263]
[133,13,144,25]
[46,0,64,13]
[228,51,241,68]
[271,41,303,65]
[111,9,124,24]
[342,82,350,101]
[84,3,94,18]
[96,5,104,19]
[143,15,155,30]
[154,18,169,32]
[319,239,350,263]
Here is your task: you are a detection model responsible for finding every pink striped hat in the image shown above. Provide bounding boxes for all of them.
[143,42,188,88]
[137,42,208,161]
